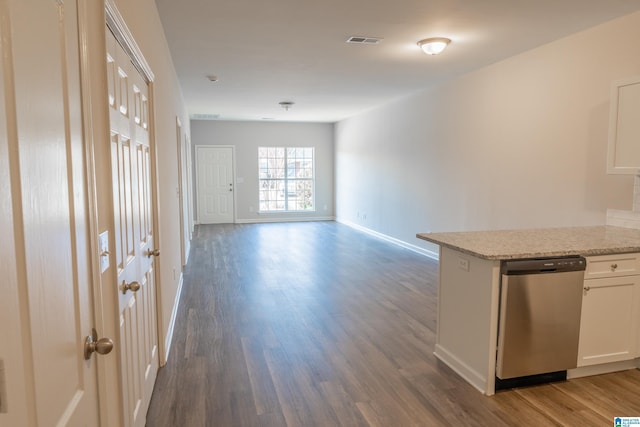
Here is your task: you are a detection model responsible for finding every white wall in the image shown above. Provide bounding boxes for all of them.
[191,120,335,222]
[336,11,640,255]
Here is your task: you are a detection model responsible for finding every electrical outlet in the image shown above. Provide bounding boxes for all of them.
[458,257,470,272]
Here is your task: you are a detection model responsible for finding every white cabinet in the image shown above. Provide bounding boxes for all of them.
[607,76,640,174]
[577,254,640,366]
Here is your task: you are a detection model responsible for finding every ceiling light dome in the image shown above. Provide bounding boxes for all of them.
[417,37,451,55]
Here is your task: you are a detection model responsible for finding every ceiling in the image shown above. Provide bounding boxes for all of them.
[154,0,640,123]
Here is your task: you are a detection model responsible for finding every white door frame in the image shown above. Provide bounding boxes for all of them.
[195,145,236,224]
[77,1,113,424]
[176,117,188,267]
[184,134,195,239]
[185,136,195,238]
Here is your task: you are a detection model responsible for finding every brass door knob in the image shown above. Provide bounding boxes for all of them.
[147,248,160,258]
[84,328,114,360]
[122,280,141,294]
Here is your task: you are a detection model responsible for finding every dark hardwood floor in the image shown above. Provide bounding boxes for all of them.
[146,221,640,426]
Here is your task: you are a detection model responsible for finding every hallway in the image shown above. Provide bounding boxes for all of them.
[146,222,640,426]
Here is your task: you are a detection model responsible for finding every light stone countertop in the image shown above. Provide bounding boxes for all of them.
[416,226,640,260]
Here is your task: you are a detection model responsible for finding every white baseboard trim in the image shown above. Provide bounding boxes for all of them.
[434,344,488,395]
[337,218,439,260]
[162,271,184,365]
[567,359,639,379]
[235,216,335,224]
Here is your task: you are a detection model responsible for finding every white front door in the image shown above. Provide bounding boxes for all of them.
[0,0,100,425]
[196,146,235,224]
[106,27,159,427]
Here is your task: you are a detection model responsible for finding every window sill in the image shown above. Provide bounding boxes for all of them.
[258,210,317,214]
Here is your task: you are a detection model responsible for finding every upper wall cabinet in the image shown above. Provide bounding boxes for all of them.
[607,76,640,174]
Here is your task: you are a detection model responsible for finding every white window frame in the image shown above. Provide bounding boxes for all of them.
[258,147,315,213]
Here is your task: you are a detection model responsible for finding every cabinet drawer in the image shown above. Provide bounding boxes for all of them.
[585,253,640,279]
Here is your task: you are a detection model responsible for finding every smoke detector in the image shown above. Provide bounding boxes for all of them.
[279,101,295,111]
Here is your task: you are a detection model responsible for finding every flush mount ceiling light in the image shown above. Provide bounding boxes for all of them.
[279,101,295,111]
[417,37,451,55]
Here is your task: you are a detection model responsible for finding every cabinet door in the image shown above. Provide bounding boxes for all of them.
[577,276,639,366]
[607,76,640,174]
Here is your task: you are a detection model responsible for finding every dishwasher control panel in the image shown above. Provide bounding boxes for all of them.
[502,256,586,274]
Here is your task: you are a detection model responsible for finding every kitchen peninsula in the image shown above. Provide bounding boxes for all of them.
[417,225,640,395]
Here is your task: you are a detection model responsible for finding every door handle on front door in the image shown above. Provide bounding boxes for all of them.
[84,328,114,360]
[121,280,141,294]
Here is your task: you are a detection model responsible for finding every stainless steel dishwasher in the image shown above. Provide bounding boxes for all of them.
[495,256,586,388]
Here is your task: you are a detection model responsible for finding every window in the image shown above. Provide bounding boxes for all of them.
[259,147,314,212]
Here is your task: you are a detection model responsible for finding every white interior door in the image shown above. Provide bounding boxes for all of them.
[196,146,235,224]
[0,0,100,425]
[106,27,159,427]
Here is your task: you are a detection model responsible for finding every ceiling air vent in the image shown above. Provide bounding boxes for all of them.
[190,113,220,120]
[346,36,382,44]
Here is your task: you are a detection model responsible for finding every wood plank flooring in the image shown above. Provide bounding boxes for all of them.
[145,222,640,426]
